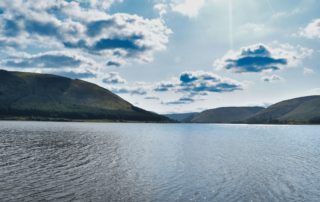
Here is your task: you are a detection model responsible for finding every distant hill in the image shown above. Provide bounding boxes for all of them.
[0,70,171,122]
[164,112,198,122]
[190,107,265,123]
[247,96,320,124]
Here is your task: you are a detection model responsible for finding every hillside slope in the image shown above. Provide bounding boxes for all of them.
[247,96,320,124]
[164,113,198,122]
[190,107,265,123]
[0,70,170,122]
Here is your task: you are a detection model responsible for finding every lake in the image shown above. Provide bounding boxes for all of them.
[0,121,320,202]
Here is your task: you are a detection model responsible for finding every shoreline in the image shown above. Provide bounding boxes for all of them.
[0,118,319,126]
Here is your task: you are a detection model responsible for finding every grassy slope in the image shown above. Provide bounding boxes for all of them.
[247,96,320,124]
[0,70,170,122]
[190,107,265,123]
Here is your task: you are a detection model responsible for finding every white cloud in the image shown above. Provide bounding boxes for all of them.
[262,74,283,83]
[154,3,169,18]
[214,43,313,73]
[300,19,320,39]
[154,70,243,95]
[88,0,123,10]
[102,72,126,84]
[171,0,206,18]
[303,67,314,75]
[153,0,206,18]
[111,87,147,96]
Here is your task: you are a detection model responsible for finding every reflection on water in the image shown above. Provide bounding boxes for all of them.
[1,121,320,201]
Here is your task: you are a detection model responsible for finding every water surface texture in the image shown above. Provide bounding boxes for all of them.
[1,121,320,201]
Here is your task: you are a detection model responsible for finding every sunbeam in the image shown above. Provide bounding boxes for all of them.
[228,0,234,50]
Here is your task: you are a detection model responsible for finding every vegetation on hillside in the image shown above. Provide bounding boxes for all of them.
[247,96,320,124]
[0,70,171,122]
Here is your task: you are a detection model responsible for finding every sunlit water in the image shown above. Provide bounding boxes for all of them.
[1,121,320,202]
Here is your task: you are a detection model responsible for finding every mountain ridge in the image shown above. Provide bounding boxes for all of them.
[164,96,320,124]
[1,70,319,124]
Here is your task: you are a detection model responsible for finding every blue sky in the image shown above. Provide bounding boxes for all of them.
[0,0,319,113]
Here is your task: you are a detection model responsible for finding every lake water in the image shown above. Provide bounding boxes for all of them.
[0,121,320,202]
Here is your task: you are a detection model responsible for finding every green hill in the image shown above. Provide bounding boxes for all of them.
[247,96,320,124]
[190,107,265,123]
[0,70,171,122]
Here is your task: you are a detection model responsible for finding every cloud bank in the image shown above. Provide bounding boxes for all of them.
[0,0,172,73]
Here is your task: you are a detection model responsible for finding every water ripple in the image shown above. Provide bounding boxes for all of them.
[1,122,320,202]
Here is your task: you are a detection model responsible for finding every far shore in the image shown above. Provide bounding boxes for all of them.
[0,118,319,126]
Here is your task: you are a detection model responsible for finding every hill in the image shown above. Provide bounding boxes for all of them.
[0,70,171,122]
[190,107,265,123]
[247,96,320,124]
[164,112,198,122]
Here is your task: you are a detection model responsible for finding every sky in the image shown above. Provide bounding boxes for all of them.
[0,0,319,113]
